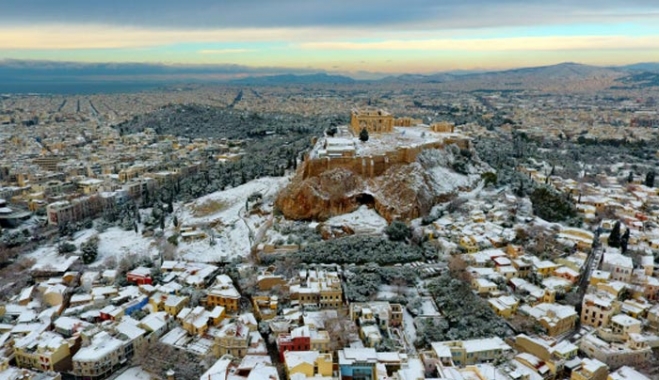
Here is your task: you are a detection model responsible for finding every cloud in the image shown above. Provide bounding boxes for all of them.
[198,49,254,54]
[299,35,659,52]
[0,25,367,50]
[1,0,659,30]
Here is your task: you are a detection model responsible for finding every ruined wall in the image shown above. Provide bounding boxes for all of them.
[302,139,455,180]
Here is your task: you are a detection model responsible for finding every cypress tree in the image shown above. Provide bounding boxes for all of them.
[608,221,622,248]
[621,228,630,253]
[359,127,369,142]
[645,171,655,188]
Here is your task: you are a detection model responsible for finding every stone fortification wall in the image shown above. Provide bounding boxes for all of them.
[302,138,470,180]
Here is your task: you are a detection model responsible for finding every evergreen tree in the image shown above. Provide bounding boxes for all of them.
[359,127,369,142]
[621,228,630,253]
[173,216,178,228]
[135,207,141,223]
[385,221,412,242]
[608,221,622,248]
[159,215,165,230]
[515,180,525,197]
[627,171,634,183]
[645,171,656,188]
[81,236,99,264]
[167,199,174,214]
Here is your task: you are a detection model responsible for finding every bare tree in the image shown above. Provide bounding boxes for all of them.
[391,278,407,298]
[448,255,472,283]
[133,340,207,380]
[323,312,359,352]
[274,255,301,279]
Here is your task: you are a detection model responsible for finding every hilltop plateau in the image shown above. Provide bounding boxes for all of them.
[276,138,490,222]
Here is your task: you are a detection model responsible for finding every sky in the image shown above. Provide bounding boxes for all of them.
[2,0,659,76]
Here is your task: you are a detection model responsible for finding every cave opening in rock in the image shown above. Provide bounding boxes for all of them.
[355,193,375,208]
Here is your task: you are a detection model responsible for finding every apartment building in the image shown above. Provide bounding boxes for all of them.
[162,295,189,317]
[338,348,379,380]
[177,305,224,336]
[14,331,71,373]
[582,293,620,328]
[521,303,578,337]
[72,331,125,380]
[211,322,250,358]
[608,366,652,380]
[600,250,633,283]
[206,275,241,313]
[580,333,652,370]
[289,269,343,309]
[431,337,512,367]
[571,358,609,380]
[349,301,403,329]
[284,350,333,379]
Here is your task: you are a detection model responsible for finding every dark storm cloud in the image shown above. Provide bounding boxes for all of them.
[1,0,657,29]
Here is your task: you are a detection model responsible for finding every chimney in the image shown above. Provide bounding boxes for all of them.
[166,369,175,380]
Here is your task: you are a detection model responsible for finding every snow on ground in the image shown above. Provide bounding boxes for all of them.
[428,166,477,194]
[26,177,290,269]
[113,366,152,380]
[26,226,158,271]
[177,176,289,262]
[457,180,485,200]
[419,297,441,316]
[356,127,447,156]
[94,227,159,266]
[326,205,387,234]
[402,308,418,347]
[26,228,97,271]
[27,245,79,272]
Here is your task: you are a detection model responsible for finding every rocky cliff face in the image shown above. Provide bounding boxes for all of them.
[276,146,490,222]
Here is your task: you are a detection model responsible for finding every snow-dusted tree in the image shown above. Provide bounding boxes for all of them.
[57,241,76,254]
[385,221,411,242]
[80,236,99,264]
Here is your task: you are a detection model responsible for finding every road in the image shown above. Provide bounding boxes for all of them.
[564,243,603,341]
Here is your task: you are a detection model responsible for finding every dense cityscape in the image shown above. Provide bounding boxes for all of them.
[2,1,659,380]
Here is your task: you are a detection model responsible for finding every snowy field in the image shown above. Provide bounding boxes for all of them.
[26,226,159,271]
[176,176,289,262]
[428,166,480,194]
[326,205,387,234]
[26,177,290,271]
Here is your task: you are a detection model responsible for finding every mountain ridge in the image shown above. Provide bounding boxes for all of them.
[1,59,658,93]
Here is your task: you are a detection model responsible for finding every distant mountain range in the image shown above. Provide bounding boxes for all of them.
[379,62,629,84]
[229,73,355,85]
[0,59,658,93]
